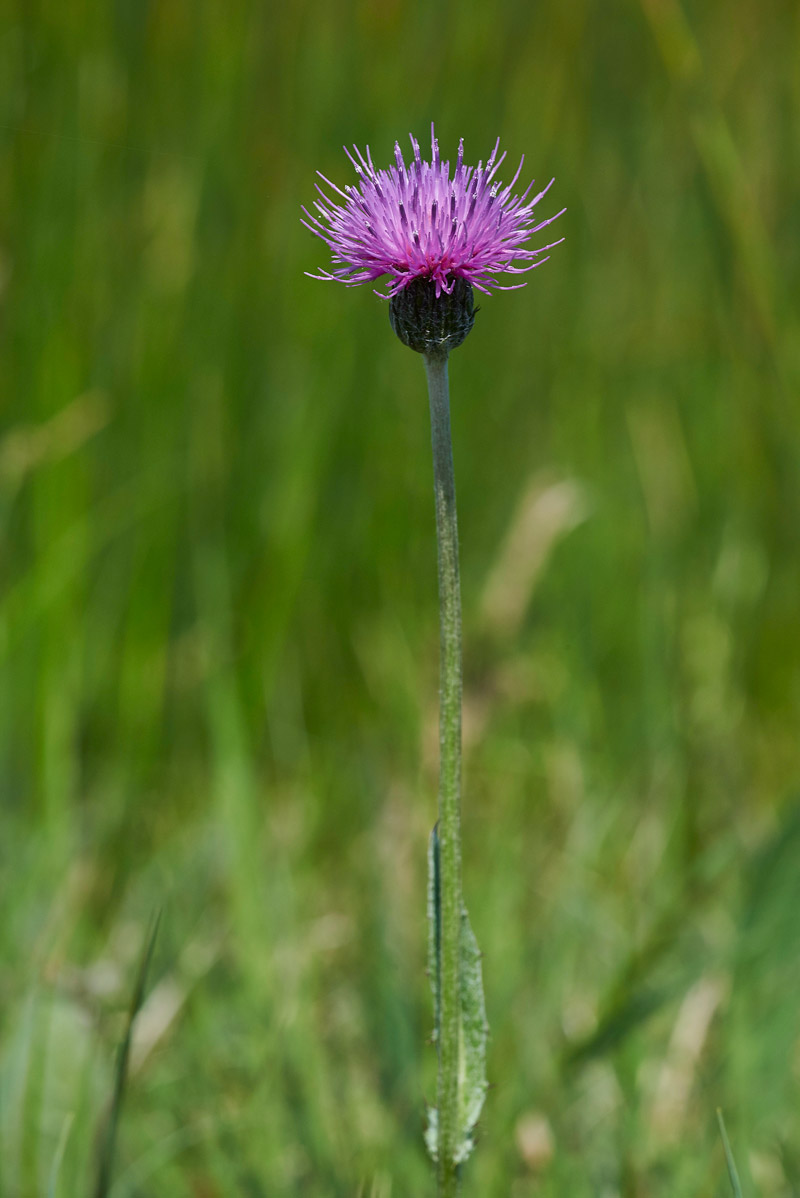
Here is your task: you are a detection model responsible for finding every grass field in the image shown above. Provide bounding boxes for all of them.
[1,1,799,1194]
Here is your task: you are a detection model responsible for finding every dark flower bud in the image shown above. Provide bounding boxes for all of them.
[389,277,476,357]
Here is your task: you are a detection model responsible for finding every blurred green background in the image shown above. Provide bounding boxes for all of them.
[1,1,799,1194]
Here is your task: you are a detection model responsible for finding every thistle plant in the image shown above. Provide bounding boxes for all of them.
[304,124,563,1195]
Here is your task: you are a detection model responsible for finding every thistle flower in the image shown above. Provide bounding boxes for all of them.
[303,127,564,1196]
[302,123,565,300]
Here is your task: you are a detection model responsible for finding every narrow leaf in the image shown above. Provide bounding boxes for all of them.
[93,911,161,1198]
[425,825,489,1165]
[47,1113,74,1198]
[427,823,442,1045]
[717,1109,743,1198]
[455,906,488,1163]
[425,825,442,1161]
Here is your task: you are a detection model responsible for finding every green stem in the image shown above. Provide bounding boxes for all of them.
[424,349,463,1198]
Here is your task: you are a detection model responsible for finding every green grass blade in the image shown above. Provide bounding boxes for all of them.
[47,1112,74,1198]
[93,912,161,1198]
[717,1109,743,1198]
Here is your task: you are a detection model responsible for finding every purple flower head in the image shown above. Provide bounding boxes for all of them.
[302,123,565,299]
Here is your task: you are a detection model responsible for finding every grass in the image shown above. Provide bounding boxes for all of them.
[1,0,799,1194]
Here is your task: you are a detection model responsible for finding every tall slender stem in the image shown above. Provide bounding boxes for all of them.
[424,349,463,1198]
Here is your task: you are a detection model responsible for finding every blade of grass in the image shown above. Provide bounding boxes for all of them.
[47,1112,74,1198]
[93,912,161,1198]
[717,1109,743,1198]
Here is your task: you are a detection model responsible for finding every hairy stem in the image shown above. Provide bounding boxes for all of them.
[424,349,463,1198]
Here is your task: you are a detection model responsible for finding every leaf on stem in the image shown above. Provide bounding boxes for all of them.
[425,825,489,1165]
